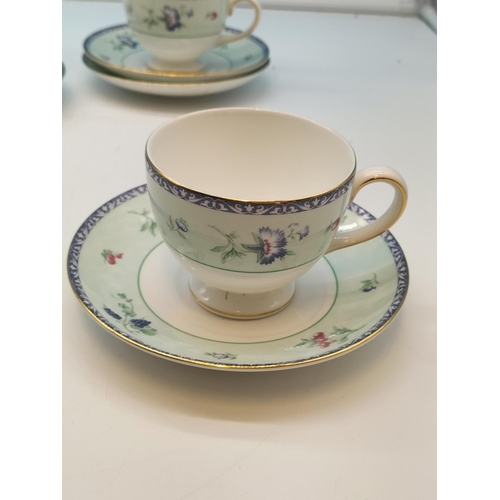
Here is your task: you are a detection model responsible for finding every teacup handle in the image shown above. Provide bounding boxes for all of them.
[326,166,408,253]
[214,0,261,47]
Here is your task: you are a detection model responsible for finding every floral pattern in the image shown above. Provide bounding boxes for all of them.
[68,184,409,369]
[101,249,123,265]
[209,225,300,265]
[167,216,189,239]
[142,5,194,31]
[205,352,237,361]
[324,217,341,234]
[104,293,157,336]
[242,227,294,265]
[209,226,247,263]
[129,209,158,236]
[294,326,363,349]
[110,34,138,51]
[360,274,379,292]
[206,11,218,21]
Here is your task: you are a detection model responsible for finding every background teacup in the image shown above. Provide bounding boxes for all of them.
[146,108,408,319]
[123,0,261,72]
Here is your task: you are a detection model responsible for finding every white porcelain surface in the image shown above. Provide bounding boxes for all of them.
[83,54,269,96]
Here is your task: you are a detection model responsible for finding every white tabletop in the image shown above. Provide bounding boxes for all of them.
[63,2,436,499]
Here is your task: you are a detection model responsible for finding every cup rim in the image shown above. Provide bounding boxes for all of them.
[145,107,357,206]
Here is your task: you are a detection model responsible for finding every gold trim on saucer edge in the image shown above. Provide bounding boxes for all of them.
[67,252,409,372]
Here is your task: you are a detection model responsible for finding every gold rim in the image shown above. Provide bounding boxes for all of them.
[351,177,408,226]
[68,270,409,370]
[83,54,270,87]
[145,120,357,205]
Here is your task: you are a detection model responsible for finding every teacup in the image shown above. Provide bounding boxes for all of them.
[123,0,261,72]
[145,108,408,319]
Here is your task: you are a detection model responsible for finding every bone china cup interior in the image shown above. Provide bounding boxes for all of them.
[145,108,407,319]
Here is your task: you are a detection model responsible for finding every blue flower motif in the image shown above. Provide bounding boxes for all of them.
[213,353,229,359]
[299,225,310,240]
[117,34,138,48]
[130,319,152,328]
[104,307,121,320]
[175,219,188,232]
[243,227,287,265]
[160,6,182,31]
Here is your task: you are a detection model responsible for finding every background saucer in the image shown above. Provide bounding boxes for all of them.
[68,185,409,371]
[83,54,270,96]
[84,24,270,83]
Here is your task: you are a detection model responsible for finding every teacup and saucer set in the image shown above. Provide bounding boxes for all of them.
[83,0,269,96]
[68,108,410,371]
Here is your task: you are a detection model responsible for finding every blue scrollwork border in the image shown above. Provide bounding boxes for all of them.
[146,159,354,215]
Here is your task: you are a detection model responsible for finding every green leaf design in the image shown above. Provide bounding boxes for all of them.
[285,250,295,256]
[233,249,247,259]
[241,243,261,253]
[221,249,236,264]
[177,231,186,240]
[116,293,127,299]
[211,245,227,253]
[295,340,309,347]
[141,221,150,232]
[140,326,157,336]
[252,233,262,244]
[149,221,157,236]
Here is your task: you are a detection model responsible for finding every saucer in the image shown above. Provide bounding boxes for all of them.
[83,55,269,97]
[68,185,409,371]
[83,24,269,83]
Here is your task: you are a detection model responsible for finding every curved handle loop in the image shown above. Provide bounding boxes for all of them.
[326,167,408,253]
[214,0,261,47]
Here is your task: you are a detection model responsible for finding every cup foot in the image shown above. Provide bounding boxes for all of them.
[146,56,206,73]
[189,277,296,320]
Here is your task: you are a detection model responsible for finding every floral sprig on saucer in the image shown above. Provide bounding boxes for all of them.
[101,249,123,265]
[294,325,364,349]
[360,274,379,292]
[110,34,138,51]
[205,352,237,361]
[104,293,157,336]
[167,216,189,239]
[129,209,158,237]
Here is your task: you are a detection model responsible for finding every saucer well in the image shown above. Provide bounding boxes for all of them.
[83,54,269,97]
[67,185,409,371]
[83,24,269,83]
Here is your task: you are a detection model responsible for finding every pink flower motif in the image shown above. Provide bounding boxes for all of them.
[313,332,325,340]
[101,249,124,265]
[209,11,218,20]
[330,217,340,232]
